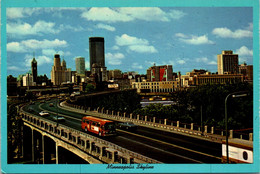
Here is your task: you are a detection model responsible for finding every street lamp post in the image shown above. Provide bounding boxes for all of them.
[225,91,248,163]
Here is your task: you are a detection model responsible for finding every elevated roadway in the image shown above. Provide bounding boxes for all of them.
[24,99,222,163]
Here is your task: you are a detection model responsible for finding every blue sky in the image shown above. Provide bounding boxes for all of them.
[6,7,253,78]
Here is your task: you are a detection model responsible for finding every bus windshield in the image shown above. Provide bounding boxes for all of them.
[104,122,116,131]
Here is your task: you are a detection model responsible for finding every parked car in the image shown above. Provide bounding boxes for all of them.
[117,122,138,131]
[39,111,49,116]
[49,103,54,107]
[51,116,65,122]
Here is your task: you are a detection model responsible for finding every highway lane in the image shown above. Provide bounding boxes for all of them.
[23,100,222,163]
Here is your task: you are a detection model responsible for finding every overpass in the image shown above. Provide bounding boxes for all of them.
[19,105,161,164]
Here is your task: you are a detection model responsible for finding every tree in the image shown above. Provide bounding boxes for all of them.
[85,84,95,93]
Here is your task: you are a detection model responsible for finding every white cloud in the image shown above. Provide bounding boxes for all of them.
[7,20,59,36]
[7,39,68,53]
[42,49,57,56]
[132,63,143,70]
[116,34,149,46]
[115,34,157,54]
[235,46,253,56]
[212,24,253,39]
[112,45,120,50]
[118,7,169,22]
[208,61,217,65]
[128,45,158,53]
[176,34,214,45]
[7,8,86,19]
[195,57,208,63]
[81,7,186,23]
[175,33,187,38]
[7,8,41,19]
[105,52,125,65]
[81,8,133,23]
[168,10,187,20]
[59,24,84,32]
[177,59,186,64]
[7,66,24,71]
[96,23,116,31]
[195,57,218,65]
[7,42,26,52]
[24,54,52,67]
[22,39,67,49]
[42,49,71,56]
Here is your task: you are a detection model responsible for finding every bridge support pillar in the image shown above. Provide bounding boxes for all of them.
[137,115,139,120]
[56,143,59,164]
[191,123,193,130]
[130,114,133,119]
[100,147,105,158]
[32,129,34,162]
[164,119,167,125]
[177,121,179,128]
[145,116,147,122]
[153,117,156,123]
[127,157,134,164]
[42,135,45,164]
[112,151,118,163]
[118,112,120,117]
[112,111,114,116]
[106,110,109,115]
[123,112,126,118]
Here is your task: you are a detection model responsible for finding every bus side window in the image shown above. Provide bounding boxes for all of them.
[97,123,100,127]
[92,122,96,126]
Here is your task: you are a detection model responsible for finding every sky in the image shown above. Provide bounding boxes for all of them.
[6,7,253,78]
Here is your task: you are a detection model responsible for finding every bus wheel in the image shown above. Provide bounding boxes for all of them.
[85,127,88,132]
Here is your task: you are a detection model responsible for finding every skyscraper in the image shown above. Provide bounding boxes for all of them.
[75,57,85,75]
[89,37,105,73]
[31,57,37,83]
[217,50,239,74]
[51,54,71,85]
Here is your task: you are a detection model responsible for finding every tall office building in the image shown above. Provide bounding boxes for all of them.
[51,54,71,85]
[147,65,173,81]
[75,57,85,75]
[89,37,105,73]
[217,50,239,74]
[31,57,37,83]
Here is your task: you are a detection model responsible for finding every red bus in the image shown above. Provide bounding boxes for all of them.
[81,116,116,136]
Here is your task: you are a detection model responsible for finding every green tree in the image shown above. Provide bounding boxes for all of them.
[85,84,96,93]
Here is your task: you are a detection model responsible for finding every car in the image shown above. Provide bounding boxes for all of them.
[40,100,45,103]
[117,122,138,131]
[49,103,54,107]
[39,111,49,116]
[51,116,65,122]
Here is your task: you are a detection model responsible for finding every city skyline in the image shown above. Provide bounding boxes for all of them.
[7,7,253,78]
